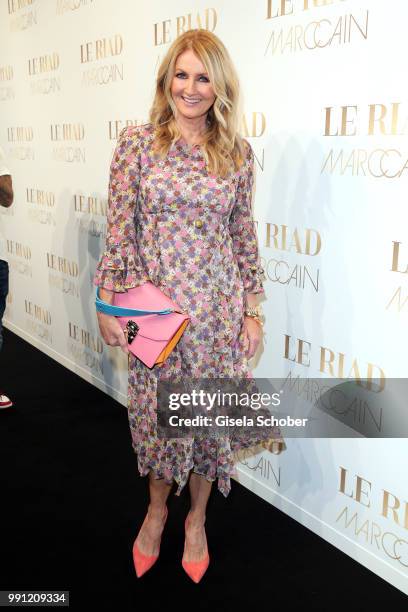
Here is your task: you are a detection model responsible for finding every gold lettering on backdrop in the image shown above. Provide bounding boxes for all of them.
[80,35,123,62]
[50,124,85,163]
[81,64,123,86]
[27,208,56,225]
[9,12,37,30]
[324,103,408,137]
[267,0,349,19]
[80,36,124,87]
[28,53,60,95]
[336,506,408,568]
[284,335,311,367]
[50,123,85,141]
[368,103,408,136]
[28,53,59,75]
[74,195,107,216]
[339,467,371,507]
[68,323,103,353]
[7,260,32,276]
[6,241,33,277]
[46,252,79,277]
[267,0,294,19]
[266,224,322,255]
[74,192,107,238]
[7,0,34,13]
[336,467,408,568]
[154,9,217,46]
[390,242,408,274]
[6,128,35,161]
[51,147,85,162]
[385,287,408,313]
[283,335,386,389]
[386,242,408,313]
[382,491,408,531]
[322,103,408,178]
[260,257,320,290]
[6,240,31,259]
[235,447,282,485]
[176,9,217,36]
[0,66,14,80]
[26,188,56,225]
[24,300,52,325]
[154,20,171,46]
[26,188,55,207]
[67,342,103,374]
[108,120,140,140]
[265,10,368,55]
[0,79,15,101]
[7,126,34,141]
[282,371,382,430]
[30,78,61,95]
[240,112,266,138]
[319,347,385,390]
[56,0,95,15]
[8,0,37,32]
[24,298,52,345]
[325,106,357,136]
[26,320,52,342]
[48,255,80,297]
[321,148,408,179]
[260,223,321,291]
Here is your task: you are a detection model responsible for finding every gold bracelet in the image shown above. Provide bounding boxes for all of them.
[244,307,262,318]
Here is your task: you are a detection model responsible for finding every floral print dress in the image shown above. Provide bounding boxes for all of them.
[93,123,286,497]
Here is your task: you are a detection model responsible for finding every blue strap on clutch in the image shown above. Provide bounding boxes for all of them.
[95,287,174,317]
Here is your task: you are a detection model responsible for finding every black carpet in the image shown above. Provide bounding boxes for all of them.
[0,327,406,611]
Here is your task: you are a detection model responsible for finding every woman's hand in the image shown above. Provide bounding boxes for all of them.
[241,316,263,360]
[96,287,128,354]
[96,311,129,354]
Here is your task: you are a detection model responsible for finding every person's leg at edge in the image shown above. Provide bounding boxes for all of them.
[135,471,172,557]
[184,472,212,562]
[0,260,12,408]
[0,259,8,354]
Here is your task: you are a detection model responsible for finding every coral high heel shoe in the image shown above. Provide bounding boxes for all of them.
[181,516,210,584]
[133,506,168,578]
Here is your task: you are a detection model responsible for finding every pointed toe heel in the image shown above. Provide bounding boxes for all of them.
[133,543,159,578]
[133,506,168,578]
[181,552,210,584]
[181,517,210,584]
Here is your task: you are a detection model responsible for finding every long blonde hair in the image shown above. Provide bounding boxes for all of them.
[149,29,248,178]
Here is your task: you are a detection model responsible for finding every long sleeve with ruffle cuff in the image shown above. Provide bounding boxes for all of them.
[93,126,149,293]
[93,242,150,292]
[229,140,266,295]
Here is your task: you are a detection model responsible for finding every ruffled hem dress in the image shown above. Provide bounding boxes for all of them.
[93,123,287,497]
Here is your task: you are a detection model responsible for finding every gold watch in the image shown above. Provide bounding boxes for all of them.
[244,306,264,326]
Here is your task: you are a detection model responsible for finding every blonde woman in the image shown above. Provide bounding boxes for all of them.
[94,29,286,584]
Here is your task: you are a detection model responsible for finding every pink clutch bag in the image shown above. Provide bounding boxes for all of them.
[95,282,190,369]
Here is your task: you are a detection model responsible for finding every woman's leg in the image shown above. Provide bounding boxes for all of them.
[184,472,212,562]
[135,471,172,557]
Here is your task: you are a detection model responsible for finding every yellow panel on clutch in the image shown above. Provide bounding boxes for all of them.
[155,319,190,365]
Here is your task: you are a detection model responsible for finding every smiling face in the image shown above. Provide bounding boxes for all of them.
[171,49,216,125]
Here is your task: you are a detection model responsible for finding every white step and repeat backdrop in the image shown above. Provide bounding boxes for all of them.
[1,0,407,595]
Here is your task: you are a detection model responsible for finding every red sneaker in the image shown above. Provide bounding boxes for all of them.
[0,391,13,409]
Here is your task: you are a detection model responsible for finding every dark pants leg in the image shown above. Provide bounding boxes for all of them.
[0,259,9,354]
